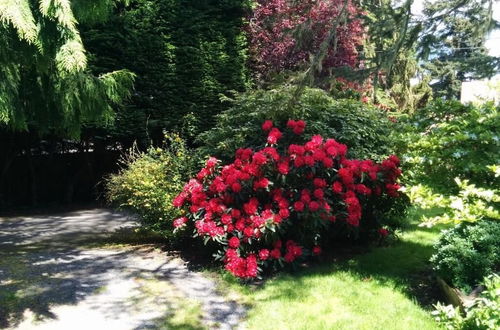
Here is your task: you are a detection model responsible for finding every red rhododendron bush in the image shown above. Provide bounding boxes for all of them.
[173,120,402,279]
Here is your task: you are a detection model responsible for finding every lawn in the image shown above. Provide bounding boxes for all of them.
[219,208,446,330]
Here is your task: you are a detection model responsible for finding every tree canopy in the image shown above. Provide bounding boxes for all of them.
[419,0,500,99]
[0,0,135,137]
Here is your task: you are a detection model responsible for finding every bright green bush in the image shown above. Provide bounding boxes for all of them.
[419,176,499,226]
[105,133,195,239]
[433,274,500,330]
[396,99,499,194]
[197,87,396,162]
[430,221,500,293]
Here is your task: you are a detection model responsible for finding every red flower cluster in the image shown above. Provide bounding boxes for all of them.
[173,120,402,278]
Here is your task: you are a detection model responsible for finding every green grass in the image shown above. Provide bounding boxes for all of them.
[219,208,446,330]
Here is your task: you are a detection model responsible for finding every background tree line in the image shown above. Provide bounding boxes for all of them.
[0,0,498,208]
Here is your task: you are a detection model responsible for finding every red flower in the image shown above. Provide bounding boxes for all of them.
[173,192,187,208]
[279,208,290,219]
[287,119,306,135]
[338,167,354,185]
[244,227,254,238]
[293,201,305,212]
[304,155,315,166]
[322,157,333,168]
[388,155,400,166]
[379,228,389,237]
[173,217,188,228]
[262,120,274,131]
[254,177,270,190]
[270,248,281,259]
[221,214,232,225]
[277,161,289,175]
[301,190,311,203]
[308,201,320,212]
[259,249,270,261]
[326,146,337,157]
[235,220,245,231]
[332,181,343,194]
[243,198,259,215]
[294,156,305,167]
[231,182,242,193]
[236,148,253,161]
[228,236,240,248]
[263,147,280,161]
[288,144,305,155]
[313,178,327,188]
[231,209,241,219]
[313,188,324,199]
[267,128,283,145]
[252,152,268,165]
[355,184,371,195]
[284,241,302,263]
[312,246,322,256]
[206,157,218,168]
[286,120,296,129]
[385,183,400,197]
[293,120,306,134]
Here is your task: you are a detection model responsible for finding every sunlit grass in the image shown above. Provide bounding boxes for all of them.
[220,207,446,330]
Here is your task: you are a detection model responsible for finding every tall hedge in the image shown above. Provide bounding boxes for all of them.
[83,0,251,146]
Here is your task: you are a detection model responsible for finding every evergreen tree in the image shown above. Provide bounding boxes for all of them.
[0,0,135,137]
[419,0,500,99]
[359,0,426,108]
[83,0,250,145]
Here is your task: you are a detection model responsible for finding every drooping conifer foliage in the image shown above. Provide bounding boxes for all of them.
[0,0,135,136]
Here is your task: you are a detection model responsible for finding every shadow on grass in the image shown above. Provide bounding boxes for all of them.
[241,219,447,311]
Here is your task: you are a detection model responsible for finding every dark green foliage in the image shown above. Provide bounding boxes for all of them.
[395,99,500,193]
[430,220,500,293]
[105,134,196,239]
[198,86,396,162]
[83,0,250,145]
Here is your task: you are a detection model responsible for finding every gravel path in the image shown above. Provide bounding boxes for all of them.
[0,209,245,330]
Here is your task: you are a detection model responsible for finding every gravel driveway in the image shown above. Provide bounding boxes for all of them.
[0,209,245,330]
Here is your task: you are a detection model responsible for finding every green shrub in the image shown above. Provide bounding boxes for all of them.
[420,176,500,226]
[396,99,499,194]
[197,87,396,162]
[430,221,500,292]
[433,274,500,330]
[175,119,407,279]
[105,133,195,239]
